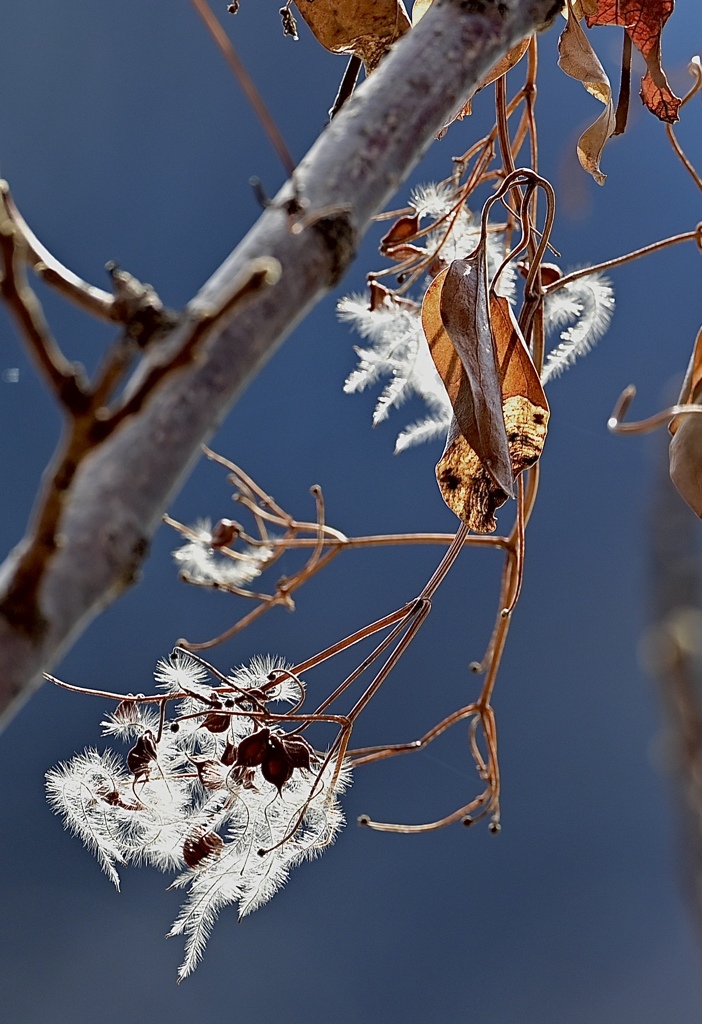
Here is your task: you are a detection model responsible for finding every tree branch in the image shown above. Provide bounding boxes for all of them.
[0,0,562,727]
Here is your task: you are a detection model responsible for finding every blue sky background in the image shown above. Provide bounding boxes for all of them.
[1,2,702,1021]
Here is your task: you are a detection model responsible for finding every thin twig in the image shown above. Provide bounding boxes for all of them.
[329,55,362,120]
[0,180,115,321]
[545,228,702,296]
[0,218,86,410]
[189,0,296,177]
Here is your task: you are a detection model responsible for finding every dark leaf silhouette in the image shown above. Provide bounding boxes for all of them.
[126,730,158,780]
[201,708,231,733]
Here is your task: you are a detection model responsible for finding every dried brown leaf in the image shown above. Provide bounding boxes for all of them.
[433,292,549,532]
[586,0,680,122]
[292,0,410,72]
[432,251,514,497]
[451,37,532,124]
[422,250,549,532]
[479,37,531,92]
[369,280,394,311]
[379,213,420,256]
[489,291,549,474]
[558,2,615,185]
[669,328,702,517]
[381,238,426,263]
[670,326,702,435]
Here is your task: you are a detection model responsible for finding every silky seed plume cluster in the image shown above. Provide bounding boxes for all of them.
[46,651,350,981]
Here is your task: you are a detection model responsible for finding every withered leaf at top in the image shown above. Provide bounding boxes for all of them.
[450,37,532,123]
[586,0,680,122]
[558,1,615,185]
[479,37,531,92]
[293,0,411,73]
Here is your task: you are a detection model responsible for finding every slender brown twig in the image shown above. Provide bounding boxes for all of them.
[189,0,296,177]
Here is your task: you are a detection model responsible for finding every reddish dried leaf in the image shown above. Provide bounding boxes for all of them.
[379,213,420,256]
[641,70,680,122]
[210,518,238,549]
[369,280,394,311]
[292,0,410,72]
[220,740,238,766]
[382,242,426,264]
[261,734,294,792]
[282,735,314,771]
[586,0,680,122]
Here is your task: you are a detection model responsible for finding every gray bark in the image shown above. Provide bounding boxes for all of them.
[0,0,561,728]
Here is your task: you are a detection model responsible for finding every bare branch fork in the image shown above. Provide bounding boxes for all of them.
[0,0,563,728]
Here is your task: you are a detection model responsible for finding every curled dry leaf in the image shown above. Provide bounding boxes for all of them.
[558,1,615,185]
[669,327,702,517]
[586,0,680,122]
[456,37,532,120]
[422,252,549,532]
[438,255,513,499]
[293,0,410,72]
[413,0,530,122]
[379,213,420,257]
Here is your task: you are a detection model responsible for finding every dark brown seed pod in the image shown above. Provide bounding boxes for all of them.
[261,734,294,792]
[235,728,270,767]
[112,700,141,725]
[183,831,224,869]
[191,757,227,791]
[220,741,238,766]
[201,710,231,733]
[210,518,239,549]
[126,730,158,779]
[281,735,314,771]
